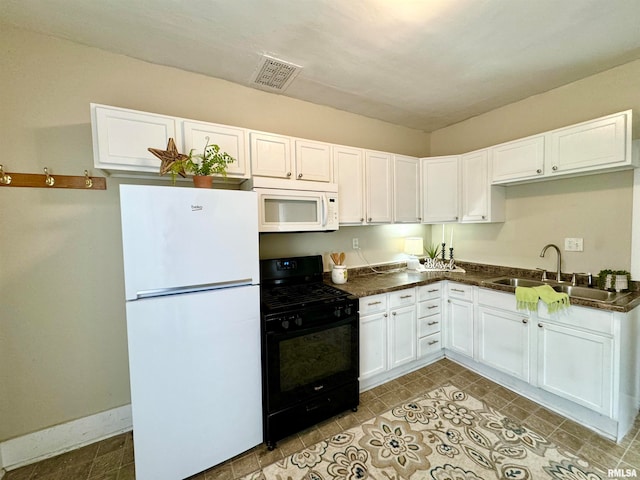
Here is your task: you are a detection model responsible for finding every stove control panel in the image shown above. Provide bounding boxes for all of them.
[264,298,358,334]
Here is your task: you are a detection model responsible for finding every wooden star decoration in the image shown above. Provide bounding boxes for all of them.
[148,138,188,177]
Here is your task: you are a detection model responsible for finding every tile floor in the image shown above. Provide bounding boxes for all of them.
[5,359,640,479]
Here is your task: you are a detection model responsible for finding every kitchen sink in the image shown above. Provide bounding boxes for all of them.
[485,276,631,303]
[550,284,631,303]
[486,277,546,288]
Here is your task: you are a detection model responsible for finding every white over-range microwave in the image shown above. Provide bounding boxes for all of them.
[245,177,339,232]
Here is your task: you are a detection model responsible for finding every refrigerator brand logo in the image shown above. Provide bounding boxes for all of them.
[191,204,203,211]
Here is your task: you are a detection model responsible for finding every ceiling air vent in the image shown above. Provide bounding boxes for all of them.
[251,54,302,92]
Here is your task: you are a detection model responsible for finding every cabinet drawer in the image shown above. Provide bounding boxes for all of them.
[537,304,614,335]
[447,282,474,302]
[418,283,442,301]
[418,332,442,357]
[418,314,441,337]
[389,288,416,308]
[418,299,441,318]
[359,294,387,316]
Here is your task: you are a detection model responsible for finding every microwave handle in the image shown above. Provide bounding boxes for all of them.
[321,194,328,227]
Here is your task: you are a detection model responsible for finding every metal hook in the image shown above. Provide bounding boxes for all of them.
[0,164,12,185]
[44,167,55,187]
[84,170,93,188]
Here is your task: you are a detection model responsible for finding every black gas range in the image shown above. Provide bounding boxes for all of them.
[259,255,359,450]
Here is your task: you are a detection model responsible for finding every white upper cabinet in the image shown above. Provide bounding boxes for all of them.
[249,131,292,179]
[365,150,394,223]
[490,110,636,185]
[393,155,421,223]
[421,155,459,223]
[249,133,332,182]
[295,139,332,182]
[461,149,505,223]
[548,110,631,175]
[333,146,365,224]
[490,135,545,184]
[92,104,250,180]
[92,104,180,175]
[182,120,248,178]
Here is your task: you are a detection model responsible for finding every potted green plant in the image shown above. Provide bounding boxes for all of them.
[423,243,443,269]
[185,137,235,188]
[164,137,235,187]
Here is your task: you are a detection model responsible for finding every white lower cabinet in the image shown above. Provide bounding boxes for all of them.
[477,293,531,382]
[360,286,442,387]
[470,287,637,441]
[388,290,417,369]
[536,309,613,416]
[445,283,474,359]
[359,295,388,380]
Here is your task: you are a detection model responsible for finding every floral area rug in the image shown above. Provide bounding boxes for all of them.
[243,384,605,479]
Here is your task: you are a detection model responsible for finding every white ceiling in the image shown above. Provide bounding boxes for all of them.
[2,0,640,132]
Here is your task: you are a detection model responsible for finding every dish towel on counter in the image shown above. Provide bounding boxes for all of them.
[515,285,570,313]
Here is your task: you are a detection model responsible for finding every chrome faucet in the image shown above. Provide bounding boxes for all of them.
[540,244,562,282]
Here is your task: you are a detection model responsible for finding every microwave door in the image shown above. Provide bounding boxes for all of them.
[259,191,323,232]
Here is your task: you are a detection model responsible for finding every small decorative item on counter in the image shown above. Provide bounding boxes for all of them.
[330,252,347,284]
[597,269,630,292]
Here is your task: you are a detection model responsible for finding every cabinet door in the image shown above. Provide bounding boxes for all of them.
[421,156,459,223]
[365,151,393,223]
[461,149,489,222]
[393,155,421,223]
[477,306,530,382]
[490,135,545,184]
[333,146,365,224]
[250,132,292,179]
[360,312,387,380]
[295,139,332,182]
[182,121,248,178]
[446,299,474,358]
[536,321,613,415]
[388,305,417,369]
[92,105,179,173]
[548,111,630,175]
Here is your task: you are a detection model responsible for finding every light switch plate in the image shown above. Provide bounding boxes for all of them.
[564,238,584,252]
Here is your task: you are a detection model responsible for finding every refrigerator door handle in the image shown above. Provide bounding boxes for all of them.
[136,279,254,299]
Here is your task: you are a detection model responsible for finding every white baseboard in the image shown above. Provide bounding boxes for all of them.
[0,404,132,472]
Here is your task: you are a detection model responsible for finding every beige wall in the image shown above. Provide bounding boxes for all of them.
[429,60,640,275]
[0,24,430,442]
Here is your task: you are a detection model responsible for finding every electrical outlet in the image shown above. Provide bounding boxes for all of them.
[352,238,359,249]
[564,238,584,252]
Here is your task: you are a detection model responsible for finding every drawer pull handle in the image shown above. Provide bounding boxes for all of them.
[427,321,439,325]
[538,323,543,328]
[428,289,438,293]
[451,288,465,293]
[400,295,412,299]
[428,340,439,346]
[368,301,382,306]
[427,305,438,309]
[522,319,528,324]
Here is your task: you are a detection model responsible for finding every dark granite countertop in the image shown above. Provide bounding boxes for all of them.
[327,261,640,313]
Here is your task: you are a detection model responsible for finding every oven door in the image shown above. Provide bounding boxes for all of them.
[263,313,359,412]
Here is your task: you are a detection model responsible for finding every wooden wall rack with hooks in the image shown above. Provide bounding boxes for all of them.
[0,165,106,190]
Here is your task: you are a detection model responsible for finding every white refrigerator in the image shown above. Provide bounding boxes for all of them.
[119,185,262,480]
